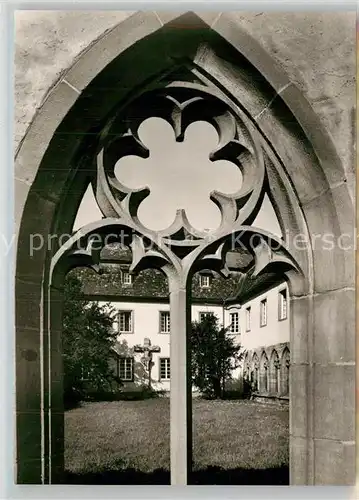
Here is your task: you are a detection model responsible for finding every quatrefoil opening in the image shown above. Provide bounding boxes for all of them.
[96,88,265,242]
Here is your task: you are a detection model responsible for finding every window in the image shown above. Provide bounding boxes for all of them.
[245,307,251,331]
[229,312,239,334]
[199,311,212,322]
[118,357,134,381]
[118,310,133,333]
[278,289,288,320]
[160,311,170,333]
[121,270,132,285]
[260,299,267,327]
[160,358,170,380]
[199,275,210,288]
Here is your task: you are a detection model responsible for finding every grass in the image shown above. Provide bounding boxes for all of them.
[65,398,289,485]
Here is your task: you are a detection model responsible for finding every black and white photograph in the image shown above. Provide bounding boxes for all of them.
[13,9,356,487]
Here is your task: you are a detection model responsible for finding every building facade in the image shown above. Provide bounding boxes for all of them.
[238,284,290,399]
[75,245,290,398]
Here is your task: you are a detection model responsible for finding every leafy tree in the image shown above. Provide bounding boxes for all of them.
[190,313,243,399]
[62,272,118,406]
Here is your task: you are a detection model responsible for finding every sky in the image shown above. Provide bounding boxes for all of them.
[73,118,281,238]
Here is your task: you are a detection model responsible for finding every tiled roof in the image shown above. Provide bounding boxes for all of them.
[100,244,132,262]
[100,243,254,270]
[72,266,242,302]
[71,241,283,304]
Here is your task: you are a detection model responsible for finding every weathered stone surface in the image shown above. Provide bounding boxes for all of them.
[213,12,290,92]
[326,182,356,288]
[16,412,42,461]
[194,44,278,119]
[16,11,355,174]
[256,96,342,206]
[289,364,308,438]
[290,296,310,364]
[156,11,222,28]
[14,177,30,239]
[313,289,355,364]
[64,11,162,92]
[169,283,192,485]
[15,279,42,330]
[15,10,134,150]
[15,81,79,190]
[302,188,354,294]
[50,412,64,458]
[289,436,308,485]
[279,83,349,189]
[314,364,355,442]
[314,439,355,485]
[49,326,64,413]
[16,192,56,281]
[16,328,41,413]
[229,12,356,182]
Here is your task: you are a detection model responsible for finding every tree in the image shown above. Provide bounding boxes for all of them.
[190,313,243,399]
[62,272,118,406]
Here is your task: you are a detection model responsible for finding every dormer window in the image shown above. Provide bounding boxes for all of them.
[199,275,210,288]
[121,270,132,285]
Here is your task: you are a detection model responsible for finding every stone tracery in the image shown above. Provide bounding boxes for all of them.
[281,347,290,396]
[259,352,269,393]
[14,11,355,486]
[270,349,281,394]
[47,69,302,486]
[52,82,300,285]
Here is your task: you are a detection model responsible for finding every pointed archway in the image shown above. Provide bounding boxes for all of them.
[15,11,355,485]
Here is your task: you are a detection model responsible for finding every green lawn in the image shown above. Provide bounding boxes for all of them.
[65,398,289,484]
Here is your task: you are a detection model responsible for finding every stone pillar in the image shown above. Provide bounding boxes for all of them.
[290,295,311,485]
[168,277,192,485]
[48,285,65,483]
[15,264,47,483]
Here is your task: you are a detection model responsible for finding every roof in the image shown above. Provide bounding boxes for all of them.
[70,241,284,305]
[100,243,254,270]
[100,244,132,262]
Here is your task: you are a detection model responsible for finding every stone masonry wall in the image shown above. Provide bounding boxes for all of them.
[14,11,356,486]
[15,11,356,201]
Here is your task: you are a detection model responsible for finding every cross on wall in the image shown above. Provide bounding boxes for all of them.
[133,337,161,389]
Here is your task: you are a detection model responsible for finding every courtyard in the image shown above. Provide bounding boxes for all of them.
[65,398,289,485]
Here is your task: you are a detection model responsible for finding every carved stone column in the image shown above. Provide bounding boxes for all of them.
[168,276,192,484]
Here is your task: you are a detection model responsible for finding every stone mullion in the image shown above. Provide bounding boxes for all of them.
[168,274,192,486]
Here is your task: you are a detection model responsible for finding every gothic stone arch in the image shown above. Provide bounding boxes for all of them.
[281,347,290,397]
[15,11,355,485]
[269,348,280,395]
[251,353,260,393]
[259,352,269,394]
